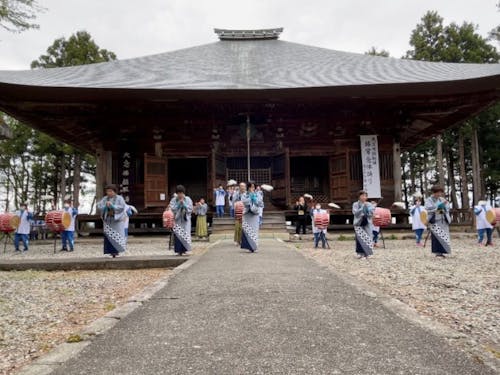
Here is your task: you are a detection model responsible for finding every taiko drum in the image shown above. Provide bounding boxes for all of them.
[45,211,71,232]
[0,213,20,233]
[234,201,244,221]
[162,209,174,229]
[313,212,330,230]
[373,207,391,227]
[491,208,500,226]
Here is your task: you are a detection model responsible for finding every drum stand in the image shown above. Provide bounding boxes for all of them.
[52,232,61,254]
[378,229,386,249]
[2,232,14,253]
[168,231,173,251]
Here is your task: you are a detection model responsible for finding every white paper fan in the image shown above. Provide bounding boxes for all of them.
[304,193,313,200]
[328,202,340,209]
[392,201,406,209]
[261,184,274,192]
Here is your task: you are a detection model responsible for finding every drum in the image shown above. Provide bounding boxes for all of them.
[45,211,71,232]
[313,212,329,230]
[162,209,174,229]
[373,207,391,227]
[0,213,20,233]
[234,201,244,221]
[419,210,429,226]
[493,208,500,227]
[485,209,497,225]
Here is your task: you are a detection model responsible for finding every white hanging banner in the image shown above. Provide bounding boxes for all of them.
[360,135,381,198]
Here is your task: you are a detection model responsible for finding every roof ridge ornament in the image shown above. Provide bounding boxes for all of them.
[214,28,283,40]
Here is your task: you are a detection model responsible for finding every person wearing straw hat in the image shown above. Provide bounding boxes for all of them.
[424,185,451,258]
[474,200,494,247]
[227,184,236,218]
[409,196,427,247]
[352,190,375,259]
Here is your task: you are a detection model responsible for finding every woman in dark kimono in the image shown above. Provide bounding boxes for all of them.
[168,185,193,255]
[425,185,451,257]
[241,181,264,252]
[97,185,127,258]
[352,190,374,259]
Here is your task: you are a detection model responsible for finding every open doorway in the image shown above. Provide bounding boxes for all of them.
[168,158,208,201]
[290,156,330,202]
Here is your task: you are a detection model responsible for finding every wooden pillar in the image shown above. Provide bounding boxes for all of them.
[95,147,112,201]
[154,142,163,157]
[284,147,291,206]
[393,141,402,202]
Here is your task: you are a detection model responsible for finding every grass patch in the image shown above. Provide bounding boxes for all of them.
[66,334,83,343]
[104,302,116,312]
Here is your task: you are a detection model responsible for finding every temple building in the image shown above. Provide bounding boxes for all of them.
[0,28,499,213]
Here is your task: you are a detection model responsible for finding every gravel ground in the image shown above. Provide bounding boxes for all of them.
[0,237,208,375]
[295,234,500,367]
[0,235,208,260]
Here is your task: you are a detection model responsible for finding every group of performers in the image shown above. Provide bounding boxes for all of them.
[351,186,452,259]
[297,184,496,260]
[213,182,265,224]
[7,181,496,259]
[164,181,264,255]
[10,200,78,252]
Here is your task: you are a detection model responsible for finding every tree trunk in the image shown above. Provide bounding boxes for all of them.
[60,157,66,207]
[5,169,10,212]
[73,152,81,208]
[436,135,445,188]
[409,152,416,192]
[393,141,402,202]
[458,130,470,209]
[422,153,428,197]
[471,126,482,203]
[446,148,459,209]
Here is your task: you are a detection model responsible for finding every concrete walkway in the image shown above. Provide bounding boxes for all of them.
[45,239,492,374]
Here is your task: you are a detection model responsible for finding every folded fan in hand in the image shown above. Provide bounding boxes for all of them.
[328,202,340,209]
[304,193,313,200]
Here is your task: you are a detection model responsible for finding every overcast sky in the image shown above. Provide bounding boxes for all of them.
[0,0,498,70]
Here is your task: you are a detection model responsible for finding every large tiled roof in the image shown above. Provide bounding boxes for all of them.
[0,39,499,90]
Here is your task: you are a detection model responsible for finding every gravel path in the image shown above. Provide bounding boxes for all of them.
[0,237,208,375]
[296,235,500,367]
